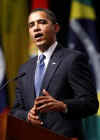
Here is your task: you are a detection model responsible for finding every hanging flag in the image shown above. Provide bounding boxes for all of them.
[0,40,9,140]
[29,0,49,57]
[68,0,100,139]
[0,1,29,139]
[0,0,29,107]
[0,40,8,113]
[31,0,49,10]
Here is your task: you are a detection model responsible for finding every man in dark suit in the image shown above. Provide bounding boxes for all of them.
[10,8,99,139]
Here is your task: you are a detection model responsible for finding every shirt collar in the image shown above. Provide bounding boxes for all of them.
[38,41,57,60]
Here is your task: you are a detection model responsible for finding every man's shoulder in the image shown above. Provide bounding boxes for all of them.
[57,43,83,56]
[58,45,88,66]
[18,55,37,73]
[61,47,84,59]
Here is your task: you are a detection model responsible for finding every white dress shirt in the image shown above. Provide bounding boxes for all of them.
[37,41,57,70]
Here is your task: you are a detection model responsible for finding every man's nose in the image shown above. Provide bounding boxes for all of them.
[33,23,40,32]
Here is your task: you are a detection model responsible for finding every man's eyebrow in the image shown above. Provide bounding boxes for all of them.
[38,18,47,21]
[28,18,48,25]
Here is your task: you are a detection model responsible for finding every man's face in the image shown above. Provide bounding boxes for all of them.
[28,11,59,52]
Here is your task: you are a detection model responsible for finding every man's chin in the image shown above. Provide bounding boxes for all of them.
[36,42,49,52]
[36,41,46,49]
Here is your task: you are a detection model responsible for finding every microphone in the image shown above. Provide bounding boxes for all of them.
[0,72,26,91]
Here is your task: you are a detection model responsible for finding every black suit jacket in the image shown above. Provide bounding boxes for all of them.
[11,44,99,138]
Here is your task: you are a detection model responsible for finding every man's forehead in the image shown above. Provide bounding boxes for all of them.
[28,11,48,23]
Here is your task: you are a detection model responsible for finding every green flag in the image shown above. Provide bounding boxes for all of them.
[68,0,100,139]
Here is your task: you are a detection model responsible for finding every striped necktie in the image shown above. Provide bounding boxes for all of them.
[34,54,46,97]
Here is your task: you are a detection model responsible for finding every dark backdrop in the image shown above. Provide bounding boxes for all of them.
[28,0,100,48]
[50,0,100,48]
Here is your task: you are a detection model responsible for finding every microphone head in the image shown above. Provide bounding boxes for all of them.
[0,72,26,91]
[14,72,26,80]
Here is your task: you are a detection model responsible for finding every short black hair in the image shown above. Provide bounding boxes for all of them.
[29,8,57,24]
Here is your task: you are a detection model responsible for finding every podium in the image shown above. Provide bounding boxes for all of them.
[0,109,9,140]
[6,115,78,140]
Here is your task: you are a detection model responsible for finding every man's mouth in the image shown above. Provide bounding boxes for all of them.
[34,33,43,39]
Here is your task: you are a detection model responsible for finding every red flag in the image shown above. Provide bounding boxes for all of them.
[31,0,49,9]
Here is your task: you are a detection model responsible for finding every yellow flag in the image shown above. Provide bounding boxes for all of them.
[0,0,29,107]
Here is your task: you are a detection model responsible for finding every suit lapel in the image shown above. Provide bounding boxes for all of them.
[26,56,37,100]
[40,45,63,93]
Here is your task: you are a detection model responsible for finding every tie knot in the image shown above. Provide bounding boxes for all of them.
[39,54,45,64]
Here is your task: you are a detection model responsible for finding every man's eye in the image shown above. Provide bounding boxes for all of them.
[28,23,34,28]
[39,20,47,24]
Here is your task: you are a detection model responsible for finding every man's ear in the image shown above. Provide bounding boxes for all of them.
[55,23,60,33]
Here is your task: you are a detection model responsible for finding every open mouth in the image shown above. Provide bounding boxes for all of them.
[34,33,43,39]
